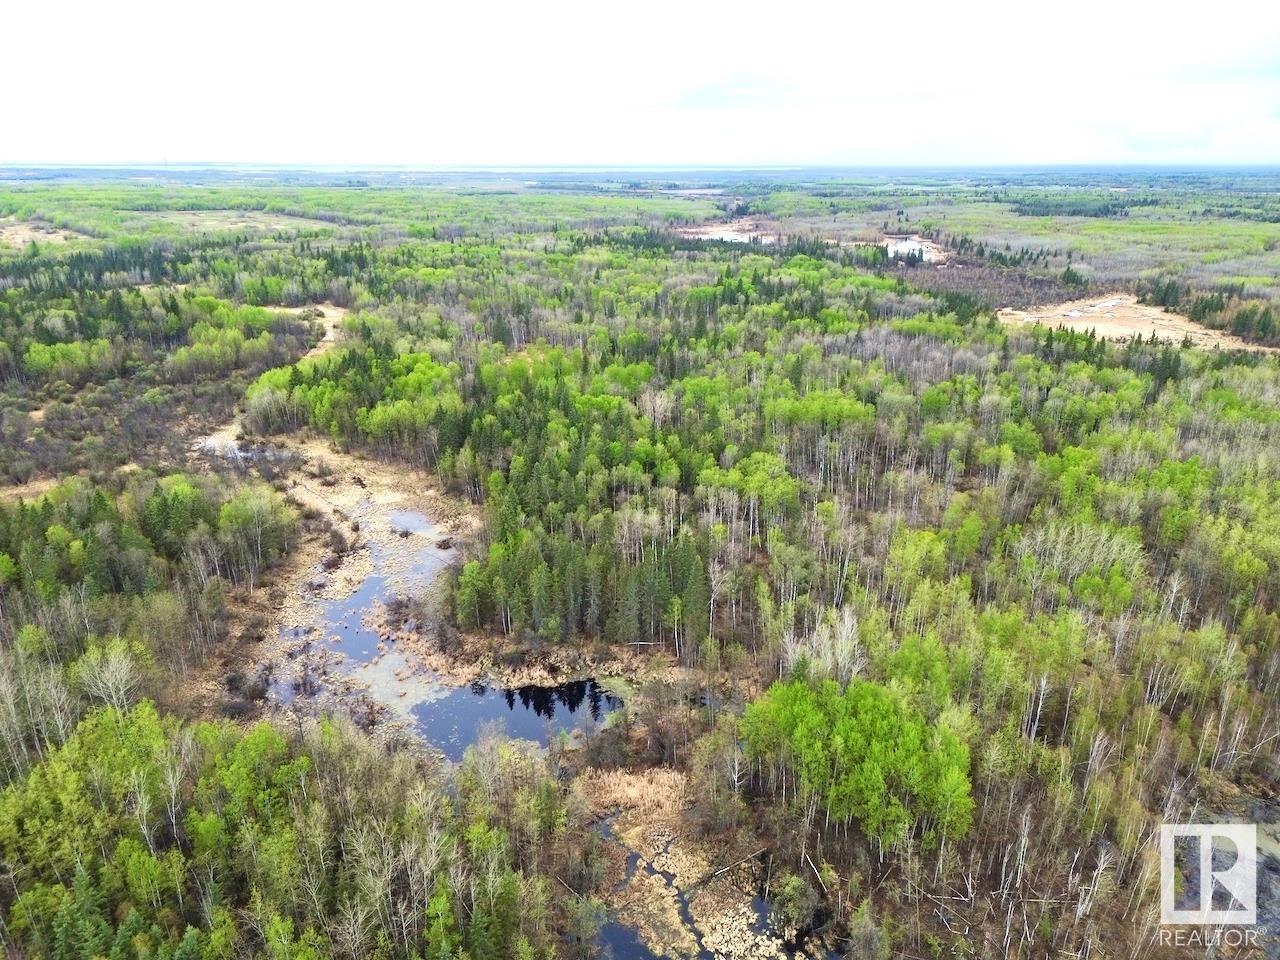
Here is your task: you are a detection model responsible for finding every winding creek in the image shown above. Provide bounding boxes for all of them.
[262,482,810,960]
[596,815,718,960]
[193,308,626,761]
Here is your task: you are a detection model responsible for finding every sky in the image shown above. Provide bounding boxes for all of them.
[6,0,1280,167]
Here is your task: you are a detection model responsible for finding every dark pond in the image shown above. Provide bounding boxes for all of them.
[411,679,622,761]
[597,919,663,960]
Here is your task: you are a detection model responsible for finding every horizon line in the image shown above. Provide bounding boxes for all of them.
[5,161,1280,173]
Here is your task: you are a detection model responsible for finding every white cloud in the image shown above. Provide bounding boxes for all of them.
[4,0,1279,165]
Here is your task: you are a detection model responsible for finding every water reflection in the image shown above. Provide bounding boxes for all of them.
[414,678,622,761]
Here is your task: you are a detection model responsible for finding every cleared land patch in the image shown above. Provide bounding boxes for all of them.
[127,209,334,232]
[998,293,1278,352]
[676,217,779,244]
[883,233,948,263]
[0,477,59,503]
[0,217,85,246]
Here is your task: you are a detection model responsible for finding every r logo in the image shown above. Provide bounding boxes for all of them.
[1160,824,1257,926]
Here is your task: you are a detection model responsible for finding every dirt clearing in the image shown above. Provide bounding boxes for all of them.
[883,234,947,263]
[998,294,1279,352]
[0,217,86,247]
[676,217,779,245]
[129,209,334,232]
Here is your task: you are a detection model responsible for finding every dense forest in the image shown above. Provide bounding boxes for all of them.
[0,174,1277,959]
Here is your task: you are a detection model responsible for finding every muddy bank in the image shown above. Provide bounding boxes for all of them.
[391,617,688,690]
[275,302,349,361]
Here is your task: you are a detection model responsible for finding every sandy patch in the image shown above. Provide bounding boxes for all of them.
[998,294,1279,353]
[0,217,85,247]
[883,234,947,263]
[677,218,779,245]
[284,436,468,527]
[192,305,345,459]
[846,234,949,264]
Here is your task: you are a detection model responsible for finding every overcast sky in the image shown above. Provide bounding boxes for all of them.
[7,0,1279,167]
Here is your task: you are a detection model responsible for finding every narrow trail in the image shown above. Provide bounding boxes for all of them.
[281,302,348,361]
